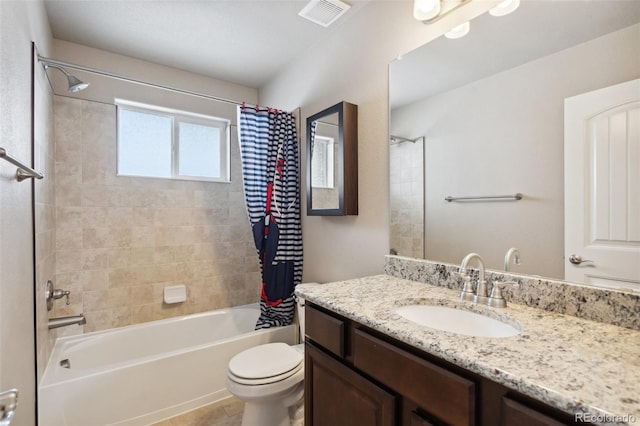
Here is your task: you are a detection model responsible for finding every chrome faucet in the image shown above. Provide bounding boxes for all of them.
[487,281,519,308]
[45,280,71,311]
[458,253,489,304]
[48,314,86,330]
[504,247,521,272]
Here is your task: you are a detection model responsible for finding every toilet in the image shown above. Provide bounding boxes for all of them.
[226,289,314,426]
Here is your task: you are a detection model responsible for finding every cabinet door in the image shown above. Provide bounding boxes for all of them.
[501,397,568,426]
[410,411,436,426]
[305,342,396,426]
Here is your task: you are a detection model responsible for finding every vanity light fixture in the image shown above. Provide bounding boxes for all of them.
[489,0,520,17]
[445,21,470,39]
[415,0,520,40]
[414,0,471,24]
[413,0,441,21]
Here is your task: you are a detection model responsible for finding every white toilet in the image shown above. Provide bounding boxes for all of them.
[226,291,313,426]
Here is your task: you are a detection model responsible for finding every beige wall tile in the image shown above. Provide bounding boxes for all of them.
[56,228,83,250]
[53,96,259,335]
[82,248,109,270]
[82,269,110,291]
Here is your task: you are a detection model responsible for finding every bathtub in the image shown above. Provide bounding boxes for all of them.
[39,303,297,426]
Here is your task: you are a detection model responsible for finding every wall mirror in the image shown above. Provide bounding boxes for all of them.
[307,101,358,216]
[389,0,640,284]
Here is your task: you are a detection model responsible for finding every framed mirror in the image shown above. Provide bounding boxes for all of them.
[307,101,358,216]
[389,0,640,283]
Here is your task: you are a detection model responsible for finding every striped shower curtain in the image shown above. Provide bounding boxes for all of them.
[238,106,303,329]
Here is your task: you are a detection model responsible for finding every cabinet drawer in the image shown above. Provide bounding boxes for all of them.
[353,328,475,426]
[500,397,567,426]
[305,304,345,358]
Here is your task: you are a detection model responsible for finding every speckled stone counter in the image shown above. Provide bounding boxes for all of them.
[385,255,640,331]
[296,275,640,425]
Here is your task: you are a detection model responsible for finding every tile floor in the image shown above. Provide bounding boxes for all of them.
[152,397,243,426]
[152,396,304,426]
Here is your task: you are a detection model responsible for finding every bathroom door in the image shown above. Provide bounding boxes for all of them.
[564,79,640,290]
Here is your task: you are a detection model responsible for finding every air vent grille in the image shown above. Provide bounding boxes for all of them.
[298,0,351,27]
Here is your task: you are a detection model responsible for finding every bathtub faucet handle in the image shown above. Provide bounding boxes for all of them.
[52,289,71,305]
[45,281,72,310]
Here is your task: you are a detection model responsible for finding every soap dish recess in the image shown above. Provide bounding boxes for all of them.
[164,285,186,304]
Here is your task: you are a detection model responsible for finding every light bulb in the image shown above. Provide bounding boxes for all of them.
[413,0,441,21]
[489,0,520,17]
[445,21,470,39]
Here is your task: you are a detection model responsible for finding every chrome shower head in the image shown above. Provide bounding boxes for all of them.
[43,64,90,93]
[65,72,90,93]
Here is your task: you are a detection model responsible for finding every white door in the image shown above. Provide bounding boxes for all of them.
[564,79,640,290]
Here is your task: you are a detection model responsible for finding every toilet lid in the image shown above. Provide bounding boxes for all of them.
[229,343,303,380]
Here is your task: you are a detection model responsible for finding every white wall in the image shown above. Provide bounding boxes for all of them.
[391,23,640,279]
[0,2,52,424]
[260,1,495,283]
[51,39,258,119]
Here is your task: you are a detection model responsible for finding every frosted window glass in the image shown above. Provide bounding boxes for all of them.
[118,109,172,177]
[178,122,220,178]
[116,102,229,182]
[311,136,334,188]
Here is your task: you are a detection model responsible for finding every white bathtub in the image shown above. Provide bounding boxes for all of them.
[39,303,297,426]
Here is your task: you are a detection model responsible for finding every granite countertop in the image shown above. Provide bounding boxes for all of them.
[295,275,640,426]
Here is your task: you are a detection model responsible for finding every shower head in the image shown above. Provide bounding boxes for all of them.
[43,63,90,93]
[65,72,90,93]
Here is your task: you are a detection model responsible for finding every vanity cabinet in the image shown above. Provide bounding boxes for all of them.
[304,303,590,426]
[305,343,396,426]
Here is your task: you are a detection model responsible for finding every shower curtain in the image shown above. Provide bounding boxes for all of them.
[238,106,303,329]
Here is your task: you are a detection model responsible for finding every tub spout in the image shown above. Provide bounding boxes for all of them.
[48,314,86,330]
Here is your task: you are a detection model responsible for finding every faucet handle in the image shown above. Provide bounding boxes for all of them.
[52,289,71,305]
[455,272,476,301]
[487,281,519,308]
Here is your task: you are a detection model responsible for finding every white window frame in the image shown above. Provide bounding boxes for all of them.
[116,99,231,183]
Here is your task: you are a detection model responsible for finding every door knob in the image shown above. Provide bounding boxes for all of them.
[569,254,593,265]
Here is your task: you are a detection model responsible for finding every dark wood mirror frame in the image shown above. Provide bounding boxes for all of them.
[306,101,358,216]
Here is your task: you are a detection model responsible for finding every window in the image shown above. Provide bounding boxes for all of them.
[311,135,335,188]
[116,100,230,182]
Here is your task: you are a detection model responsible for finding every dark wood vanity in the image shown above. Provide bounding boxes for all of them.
[304,303,590,426]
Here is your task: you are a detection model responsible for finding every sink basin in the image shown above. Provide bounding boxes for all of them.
[395,305,520,338]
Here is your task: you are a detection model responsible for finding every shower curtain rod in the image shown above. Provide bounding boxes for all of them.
[38,55,274,111]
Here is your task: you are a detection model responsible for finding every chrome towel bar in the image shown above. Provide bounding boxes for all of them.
[0,147,44,182]
[445,193,523,202]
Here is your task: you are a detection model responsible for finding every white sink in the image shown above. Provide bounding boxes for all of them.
[395,305,520,338]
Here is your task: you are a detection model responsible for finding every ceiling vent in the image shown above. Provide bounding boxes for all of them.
[299,0,351,27]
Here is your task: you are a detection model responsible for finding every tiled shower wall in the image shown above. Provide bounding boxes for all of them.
[52,95,260,336]
[389,138,424,259]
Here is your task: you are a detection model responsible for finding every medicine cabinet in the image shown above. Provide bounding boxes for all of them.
[306,101,358,216]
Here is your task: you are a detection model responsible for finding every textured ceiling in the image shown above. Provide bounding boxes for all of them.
[44,0,367,88]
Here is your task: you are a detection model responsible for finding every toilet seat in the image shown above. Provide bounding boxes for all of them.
[229,361,303,385]
[228,342,303,386]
